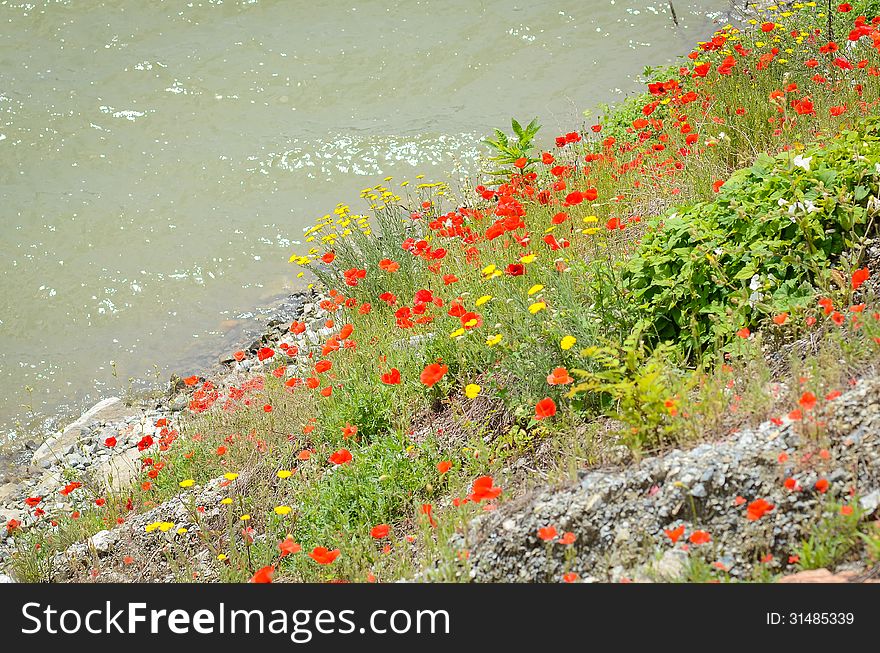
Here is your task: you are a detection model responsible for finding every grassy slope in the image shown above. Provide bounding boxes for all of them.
[7,2,880,582]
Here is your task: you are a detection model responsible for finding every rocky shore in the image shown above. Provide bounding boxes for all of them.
[0,287,330,578]
[462,376,880,582]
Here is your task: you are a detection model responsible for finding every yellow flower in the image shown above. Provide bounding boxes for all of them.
[450,327,465,339]
[520,253,536,264]
[277,470,293,479]
[145,522,161,533]
[528,302,546,315]
[527,284,544,296]
[158,522,174,532]
[583,215,598,223]
[220,498,233,505]
[176,528,188,535]
[179,479,195,488]
[217,553,227,561]
[465,384,481,399]
[560,335,577,350]
[481,264,502,280]
[475,295,492,307]
[485,333,503,346]
[240,514,251,521]
[224,472,239,481]
[274,506,292,516]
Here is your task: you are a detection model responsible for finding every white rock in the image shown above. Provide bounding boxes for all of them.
[90,529,116,554]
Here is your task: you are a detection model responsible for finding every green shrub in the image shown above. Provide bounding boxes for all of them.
[626,118,880,356]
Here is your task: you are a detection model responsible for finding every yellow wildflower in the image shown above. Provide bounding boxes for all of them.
[528,302,547,315]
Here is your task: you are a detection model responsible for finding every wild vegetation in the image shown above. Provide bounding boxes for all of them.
[6,1,880,583]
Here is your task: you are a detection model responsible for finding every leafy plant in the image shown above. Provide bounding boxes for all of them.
[483,117,541,175]
[569,329,690,451]
[626,118,880,357]
[796,502,864,570]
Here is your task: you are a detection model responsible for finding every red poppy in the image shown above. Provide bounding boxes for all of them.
[308,547,341,565]
[562,572,579,583]
[468,475,502,503]
[688,530,711,545]
[793,98,815,115]
[815,478,830,493]
[852,267,870,290]
[664,525,685,544]
[278,537,301,557]
[342,424,358,439]
[370,524,390,539]
[799,391,817,411]
[329,448,353,465]
[314,360,332,374]
[24,496,42,508]
[420,363,448,387]
[437,460,452,474]
[746,498,775,521]
[257,347,275,362]
[547,367,574,385]
[381,368,401,385]
[250,565,274,583]
[232,350,246,362]
[59,482,82,496]
[421,503,438,528]
[559,531,576,545]
[534,397,557,420]
[537,526,558,541]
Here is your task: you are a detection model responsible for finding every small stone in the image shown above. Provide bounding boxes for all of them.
[859,489,880,515]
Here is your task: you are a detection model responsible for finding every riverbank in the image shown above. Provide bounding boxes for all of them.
[4,1,880,584]
[0,288,324,570]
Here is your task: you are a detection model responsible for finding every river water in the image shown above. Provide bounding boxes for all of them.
[0,0,732,441]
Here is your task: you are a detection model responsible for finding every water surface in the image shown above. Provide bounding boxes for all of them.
[0,0,732,440]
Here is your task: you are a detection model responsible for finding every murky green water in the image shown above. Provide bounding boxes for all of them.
[0,0,732,439]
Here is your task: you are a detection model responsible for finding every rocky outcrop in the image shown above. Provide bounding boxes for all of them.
[465,376,880,582]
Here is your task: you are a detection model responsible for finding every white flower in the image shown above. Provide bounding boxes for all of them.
[793,154,812,171]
